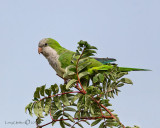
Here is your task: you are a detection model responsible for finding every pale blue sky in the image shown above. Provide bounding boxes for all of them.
[0,0,159,128]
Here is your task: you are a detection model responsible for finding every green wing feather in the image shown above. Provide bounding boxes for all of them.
[58,50,75,69]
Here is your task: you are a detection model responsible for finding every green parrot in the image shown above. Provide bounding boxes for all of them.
[38,38,150,79]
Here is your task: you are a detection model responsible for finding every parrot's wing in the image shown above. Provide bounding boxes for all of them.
[94,57,116,64]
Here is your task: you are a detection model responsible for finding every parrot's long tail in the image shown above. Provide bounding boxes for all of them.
[119,67,151,72]
[88,65,151,74]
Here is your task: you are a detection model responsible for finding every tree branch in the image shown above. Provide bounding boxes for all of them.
[38,91,81,101]
[76,48,86,94]
[38,116,113,128]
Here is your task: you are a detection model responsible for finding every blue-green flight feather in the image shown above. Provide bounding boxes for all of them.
[94,57,116,64]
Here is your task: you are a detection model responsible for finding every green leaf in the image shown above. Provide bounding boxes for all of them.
[54,96,62,110]
[45,98,51,115]
[37,101,44,117]
[117,83,124,87]
[90,46,98,50]
[64,112,75,122]
[100,99,112,106]
[40,85,45,96]
[60,94,70,106]
[51,84,59,94]
[87,86,101,95]
[25,102,33,116]
[33,103,39,117]
[93,75,99,83]
[74,111,80,119]
[85,49,97,54]
[120,78,133,84]
[81,110,86,117]
[85,95,91,109]
[67,71,76,76]
[53,110,62,120]
[63,71,76,78]
[77,122,84,128]
[71,93,82,104]
[36,117,43,125]
[90,105,94,115]
[60,117,65,128]
[66,79,77,89]
[78,57,89,65]
[34,87,40,98]
[78,62,92,73]
[78,71,90,79]
[50,103,58,116]
[106,119,116,123]
[91,118,102,126]
[76,49,81,54]
[60,84,66,92]
[52,121,56,126]
[86,86,94,94]
[25,102,32,113]
[133,125,140,128]
[106,122,119,127]
[98,73,105,83]
[99,122,104,128]
[82,120,90,125]
[64,107,76,112]
[66,93,75,97]
[68,116,75,122]
[117,72,128,79]
[63,121,71,127]
[81,53,94,58]
[78,40,85,46]
[45,88,51,96]
[65,65,76,72]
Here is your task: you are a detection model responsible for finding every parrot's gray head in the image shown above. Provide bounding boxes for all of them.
[38,38,55,56]
[38,38,49,53]
[38,38,60,58]
[38,38,61,54]
[38,38,53,58]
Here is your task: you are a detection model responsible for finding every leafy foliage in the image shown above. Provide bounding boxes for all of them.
[26,40,139,128]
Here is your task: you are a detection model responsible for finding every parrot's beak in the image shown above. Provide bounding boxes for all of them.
[38,47,42,54]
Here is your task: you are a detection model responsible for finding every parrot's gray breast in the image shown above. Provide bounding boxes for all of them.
[42,46,65,77]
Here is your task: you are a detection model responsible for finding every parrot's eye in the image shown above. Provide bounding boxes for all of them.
[44,43,48,46]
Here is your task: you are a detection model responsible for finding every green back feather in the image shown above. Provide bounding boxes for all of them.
[47,38,67,55]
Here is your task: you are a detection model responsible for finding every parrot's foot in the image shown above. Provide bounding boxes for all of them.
[56,74,69,84]
[64,79,70,84]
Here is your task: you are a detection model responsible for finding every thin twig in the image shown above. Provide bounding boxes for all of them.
[49,109,55,121]
[38,116,113,128]
[71,119,87,128]
[76,48,86,94]
[91,97,125,128]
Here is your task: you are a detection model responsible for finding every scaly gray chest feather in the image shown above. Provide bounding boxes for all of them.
[42,46,65,77]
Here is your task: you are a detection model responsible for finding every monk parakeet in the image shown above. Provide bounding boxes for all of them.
[38,38,149,79]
